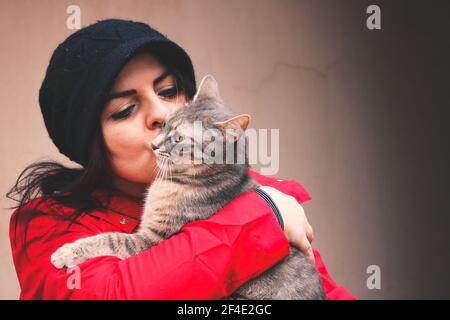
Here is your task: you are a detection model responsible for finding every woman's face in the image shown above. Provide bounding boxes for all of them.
[101,53,187,197]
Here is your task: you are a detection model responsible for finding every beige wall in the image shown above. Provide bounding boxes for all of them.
[2,0,447,299]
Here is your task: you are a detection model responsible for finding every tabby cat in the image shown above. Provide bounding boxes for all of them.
[51,75,325,299]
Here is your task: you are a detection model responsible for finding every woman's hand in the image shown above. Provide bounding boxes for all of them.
[259,186,315,263]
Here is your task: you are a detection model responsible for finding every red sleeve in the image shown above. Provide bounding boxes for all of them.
[10,189,290,300]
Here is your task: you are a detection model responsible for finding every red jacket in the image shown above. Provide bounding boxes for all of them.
[9,170,355,300]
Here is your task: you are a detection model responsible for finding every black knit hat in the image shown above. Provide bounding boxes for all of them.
[39,19,196,167]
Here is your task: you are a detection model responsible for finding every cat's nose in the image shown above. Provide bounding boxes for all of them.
[151,143,159,151]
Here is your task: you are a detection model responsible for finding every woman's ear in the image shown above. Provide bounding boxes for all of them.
[214,114,251,131]
[193,75,222,102]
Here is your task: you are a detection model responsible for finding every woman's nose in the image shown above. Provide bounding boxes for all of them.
[146,100,169,130]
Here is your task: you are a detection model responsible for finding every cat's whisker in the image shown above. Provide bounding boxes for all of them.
[150,161,160,181]
[162,158,169,184]
[154,160,164,185]
[167,161,171,183]
[168,161,173,186]
[158,163,164,184]
[161,160,166,184]
[160,158,168,180]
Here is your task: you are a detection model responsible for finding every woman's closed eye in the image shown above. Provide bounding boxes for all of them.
[111,103,137,120]
[109,84,182,120]
[157,85,182,100]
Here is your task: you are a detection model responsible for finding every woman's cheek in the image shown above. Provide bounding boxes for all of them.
[118,152,156,183]
[108,145,156,184]
[105,120,142,155]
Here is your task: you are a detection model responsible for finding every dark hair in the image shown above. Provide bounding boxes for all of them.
[6,48,197,251]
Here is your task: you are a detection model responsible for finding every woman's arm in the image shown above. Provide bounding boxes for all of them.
[10,189,289,299]
[259,186,315,262]
[256,179,356,300]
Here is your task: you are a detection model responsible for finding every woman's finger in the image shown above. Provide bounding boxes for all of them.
[306,224,314,243]
[294,235,315,264]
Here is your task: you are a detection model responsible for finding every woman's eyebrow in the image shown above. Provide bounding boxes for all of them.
[107,89,137,101]
[153,70,171,86]
[106,70,172,102]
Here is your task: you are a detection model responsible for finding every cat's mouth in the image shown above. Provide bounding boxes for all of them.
[156,151,171,159]
[155,151,173,168]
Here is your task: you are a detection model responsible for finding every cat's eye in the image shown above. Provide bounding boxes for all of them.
[111,103,137,120]
[174,134,185,143]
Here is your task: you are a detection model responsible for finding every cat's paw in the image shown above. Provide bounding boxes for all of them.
[51,241,88,269]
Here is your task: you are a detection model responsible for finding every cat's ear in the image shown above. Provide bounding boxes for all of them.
[193,75,222,102]
[214,114,251,131]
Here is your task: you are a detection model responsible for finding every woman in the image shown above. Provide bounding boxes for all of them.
[7,19,354,299]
